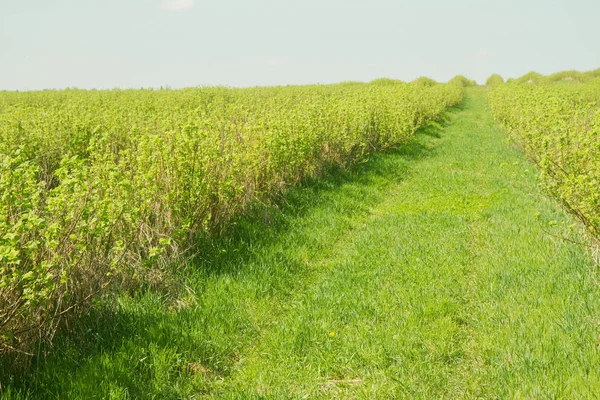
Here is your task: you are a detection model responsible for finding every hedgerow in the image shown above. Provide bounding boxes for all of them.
[0,80,463,365]
[488,76,600,244]
[449,75,477,87]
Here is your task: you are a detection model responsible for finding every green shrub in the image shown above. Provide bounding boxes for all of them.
[515,71,543,84]
[488,79,600,243]
[582,68,600,81]
[0,80,464,364]
[449,75,477,87]
[412,77,438,87]
[369,78,403,85]
[544,70,585,83]
[486,74,505,87]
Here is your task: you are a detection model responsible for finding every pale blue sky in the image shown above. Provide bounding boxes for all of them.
[1,0,599,90]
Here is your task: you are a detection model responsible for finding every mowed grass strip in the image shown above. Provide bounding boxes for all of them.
[207,89,600,398]
[4,88,600,399]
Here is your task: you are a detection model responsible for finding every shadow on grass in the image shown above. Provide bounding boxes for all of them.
[187,112,454,278]
[2,113,454,398]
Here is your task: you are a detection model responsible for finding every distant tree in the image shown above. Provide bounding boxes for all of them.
[515,71,543,84]
[412,77,438,87]
[449,75,477,87]
[486,74,505,87]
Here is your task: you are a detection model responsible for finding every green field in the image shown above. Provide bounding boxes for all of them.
[2,82,600,398]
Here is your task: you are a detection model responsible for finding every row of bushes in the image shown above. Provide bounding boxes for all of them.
[488,76,600,243]
[485,68,600,87]
[0,80,464,364]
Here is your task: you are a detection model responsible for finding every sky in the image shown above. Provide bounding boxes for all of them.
[1,0,599,90]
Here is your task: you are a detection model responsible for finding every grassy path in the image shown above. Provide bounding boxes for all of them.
[7,88,600,398]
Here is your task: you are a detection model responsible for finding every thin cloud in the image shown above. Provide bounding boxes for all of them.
[161,0,194,11]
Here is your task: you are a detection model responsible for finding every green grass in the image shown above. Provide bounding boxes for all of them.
[3,88,600,398]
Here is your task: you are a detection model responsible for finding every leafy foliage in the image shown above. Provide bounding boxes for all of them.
[0,80,463,363]
[412,77,439,87]
[449,75,477,87]
[514,71,543,84]
[511,68,600,84]
[485,74,505,87]
[488,76,600,242]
